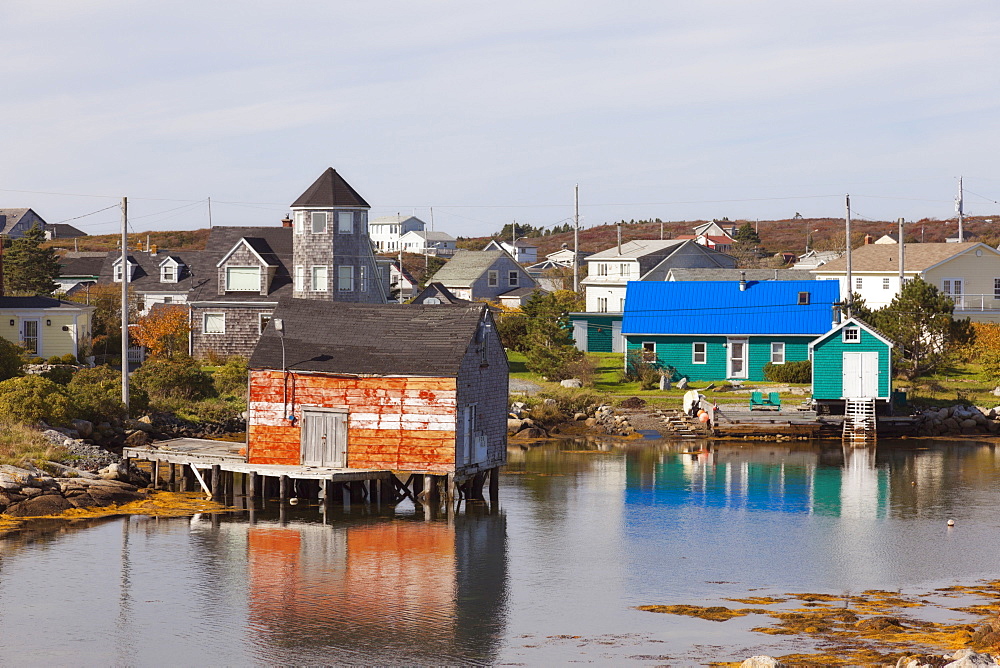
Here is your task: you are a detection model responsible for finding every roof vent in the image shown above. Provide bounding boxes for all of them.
[739,271,747,291]
[798,291,810,305]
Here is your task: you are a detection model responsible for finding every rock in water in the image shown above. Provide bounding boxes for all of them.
[4,494,74,517]
[943,648,1000,667]
[741,657,787,668]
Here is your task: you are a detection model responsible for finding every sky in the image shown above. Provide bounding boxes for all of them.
[2,1,1000,239]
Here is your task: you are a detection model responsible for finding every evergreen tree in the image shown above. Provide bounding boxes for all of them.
[521,290,584,379]
[733,222,761,245]
[5,225,60,296]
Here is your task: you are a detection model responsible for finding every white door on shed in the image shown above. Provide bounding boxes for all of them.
[842,351,879,398]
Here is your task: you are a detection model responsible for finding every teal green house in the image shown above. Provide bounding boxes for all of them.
[620,279,842,382]
[808,318,893,404]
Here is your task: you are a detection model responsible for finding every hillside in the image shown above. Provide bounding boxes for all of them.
[43,228,211,252]
[462,215,1000,258]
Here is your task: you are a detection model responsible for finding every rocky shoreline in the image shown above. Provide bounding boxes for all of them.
[0,460,150,518]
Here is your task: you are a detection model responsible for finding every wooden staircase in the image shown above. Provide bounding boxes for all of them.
[843,398,877,447]
[657,410,704,438]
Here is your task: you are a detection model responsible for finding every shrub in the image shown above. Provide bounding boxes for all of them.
[186,397,244,425]
[41,365,76,385]
[621,350,661,390]
[496,312,529,352]
[0,375,75,426]
[536,387,608,414]
[562,355,598,387]
[67,366,149,423]
[763,360,812,384]
[133,355,215,401]
[0,338,25,382]
[60,353,78,365]
[29,356,45,365]
[213,356,248,397]
[48,355,63,365]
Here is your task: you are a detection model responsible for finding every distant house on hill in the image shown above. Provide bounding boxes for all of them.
[483,238,538,264]
[369,215,426,252]
[44,223,87,241]
[0,208,47,239]
[429,249,537,304]
[399,230,457,257]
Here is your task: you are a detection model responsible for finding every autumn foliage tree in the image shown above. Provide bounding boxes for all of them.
[131,305,190,358]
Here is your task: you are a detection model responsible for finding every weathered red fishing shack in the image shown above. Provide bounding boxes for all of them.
[246,298,508,498]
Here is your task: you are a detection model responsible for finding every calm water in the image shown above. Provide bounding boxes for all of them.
[2,438,1000,666]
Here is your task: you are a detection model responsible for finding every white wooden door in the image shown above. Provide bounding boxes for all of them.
[843,351,879,399]
[727,338,748,379]
[301,409,347,467]
[572,320,587,352]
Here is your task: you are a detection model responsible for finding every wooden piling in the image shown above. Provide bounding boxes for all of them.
[279,475,288,501]
[489,466,499,504]
[211,465,221,499]
[153,460,161,490]
[168,463,176,490]
[248,472,257,498]
[471,472,486,500]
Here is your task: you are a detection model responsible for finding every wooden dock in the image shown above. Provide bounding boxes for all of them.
[123,438,497,506]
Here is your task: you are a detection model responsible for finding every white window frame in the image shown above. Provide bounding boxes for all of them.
[338,265,354,292]
[620,263,630,277]
[311,211,327,234]
[225,266,261,292]
[641,341,656,362]
[161,264,177,283]
[771,341,786,365]
[259,312,272,335]
[597,297,608,313]
[597,263,608,276]
[994,278,1000,299]
[293,211,306,234]
[882,277,890,290]
[310,265,328,292]
[294,265,305,292]
[203,312,225,335]
[338,212,353,234]
[163,296,172,304]
[618,297,625,311]
[855,277,863,290]
[692,342,707,364]
[488,270,498,287]
[359,265,368,293]
[508,270,519,287]
[843,327,861,344]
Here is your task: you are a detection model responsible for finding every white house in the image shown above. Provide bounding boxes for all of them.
[399,230,457,256]
[369,215,426,252]
[811,241,1000,323]
[483,238,538,264]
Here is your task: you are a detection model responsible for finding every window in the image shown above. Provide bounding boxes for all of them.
[641,341,656,362]
[883,277,890,290]
[203,313,225,334]
[311,211,327,234]
[597,297,608,313]
[114,263,123,282]
[226,266,261,292]
[338,265,354,291]
[620,263,630,276]
[843,327,860,343]
[597,263,608,276]
[359,265,368,292]
[619,297,625,311]
[692,342,707,364]
[163,296,172,304]
[771,342,785,364]
[259,313,272,334]
[488,270,498,287]
[338,212,353,234]
[855,277,863,290]
[311,266,328,292]
[994,278,1000,299]
[294,211,306,234]
[294,265,305,292]
[161,264,176,283]
[508,271,519,287]
[797,292,810,305]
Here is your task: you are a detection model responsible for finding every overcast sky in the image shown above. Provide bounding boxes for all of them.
[2,1,999,238]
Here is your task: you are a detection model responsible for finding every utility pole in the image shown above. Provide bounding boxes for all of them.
[208,197,213,229]
[121,197,129,413]
[659,220,663,240]
[845,194,853,318]
[573,184,580,293]
[898,217,905,291]
[956,177,964,242]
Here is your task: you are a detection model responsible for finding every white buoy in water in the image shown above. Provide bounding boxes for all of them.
[289,497,299,505]
[947,519,955,527]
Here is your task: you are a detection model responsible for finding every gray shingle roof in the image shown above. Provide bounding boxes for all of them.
[412,282,469,305]
[97,250,204,293]
[0,208,42,235]
[291,168,370,208]
[0,296,92,310]
[667,268,815,281]
[249,299,487,376]
[60,254,106,277]
[189,226,293,302]
[586,239,685,260]
[430,249,508,287]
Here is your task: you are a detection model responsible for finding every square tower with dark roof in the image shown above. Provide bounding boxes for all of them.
[290,168,386,304]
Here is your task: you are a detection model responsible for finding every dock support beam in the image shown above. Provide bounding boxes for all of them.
[489,467,499,505]
[211,465,221,499]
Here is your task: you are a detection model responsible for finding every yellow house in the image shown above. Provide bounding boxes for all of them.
[0,297,95,359]
[812,242,1000,324]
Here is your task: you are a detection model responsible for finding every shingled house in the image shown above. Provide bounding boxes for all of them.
[99,248,203,314]
[188,168,388,359]
[429,249,537,304]
[247,299,507,480]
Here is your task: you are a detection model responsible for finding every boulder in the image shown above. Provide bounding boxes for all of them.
[98,463,130,482]
[943,649,1000,667]
[518,427,546,439]
[125,430,150,446]
[741,658,787,668]
[676,377,689,390]
[659,375,671,391]
[19,487,42,498]
[0,465,36,491]
[70,419,94,438]
[560,378,583,388]
[125,419,156,434]
[961,419,979,429]
[507,419,524,435]
[573,412,587,421]
[543,398,557,407]
[584,418,598,427]
[4,494,73,517]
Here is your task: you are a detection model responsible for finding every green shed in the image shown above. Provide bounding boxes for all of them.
[809,318,893,406]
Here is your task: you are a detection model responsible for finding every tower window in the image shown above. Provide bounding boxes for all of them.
[311,212,327,234]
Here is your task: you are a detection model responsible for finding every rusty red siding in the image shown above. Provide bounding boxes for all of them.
[248,370,458,472]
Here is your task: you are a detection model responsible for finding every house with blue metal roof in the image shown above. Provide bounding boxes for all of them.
[620,278,840,382]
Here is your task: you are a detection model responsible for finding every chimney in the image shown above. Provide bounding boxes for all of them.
[281,214,293,228]
[150,244,158,256]
[739,271,747,291]
[864,234,874,244]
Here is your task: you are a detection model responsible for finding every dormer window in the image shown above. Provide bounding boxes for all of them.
[226,266,261,292]
[113,259,136,283]
[311,212,327,234]
[162,265,176,282]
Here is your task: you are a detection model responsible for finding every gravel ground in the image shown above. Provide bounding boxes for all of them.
[509,378,543,395]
